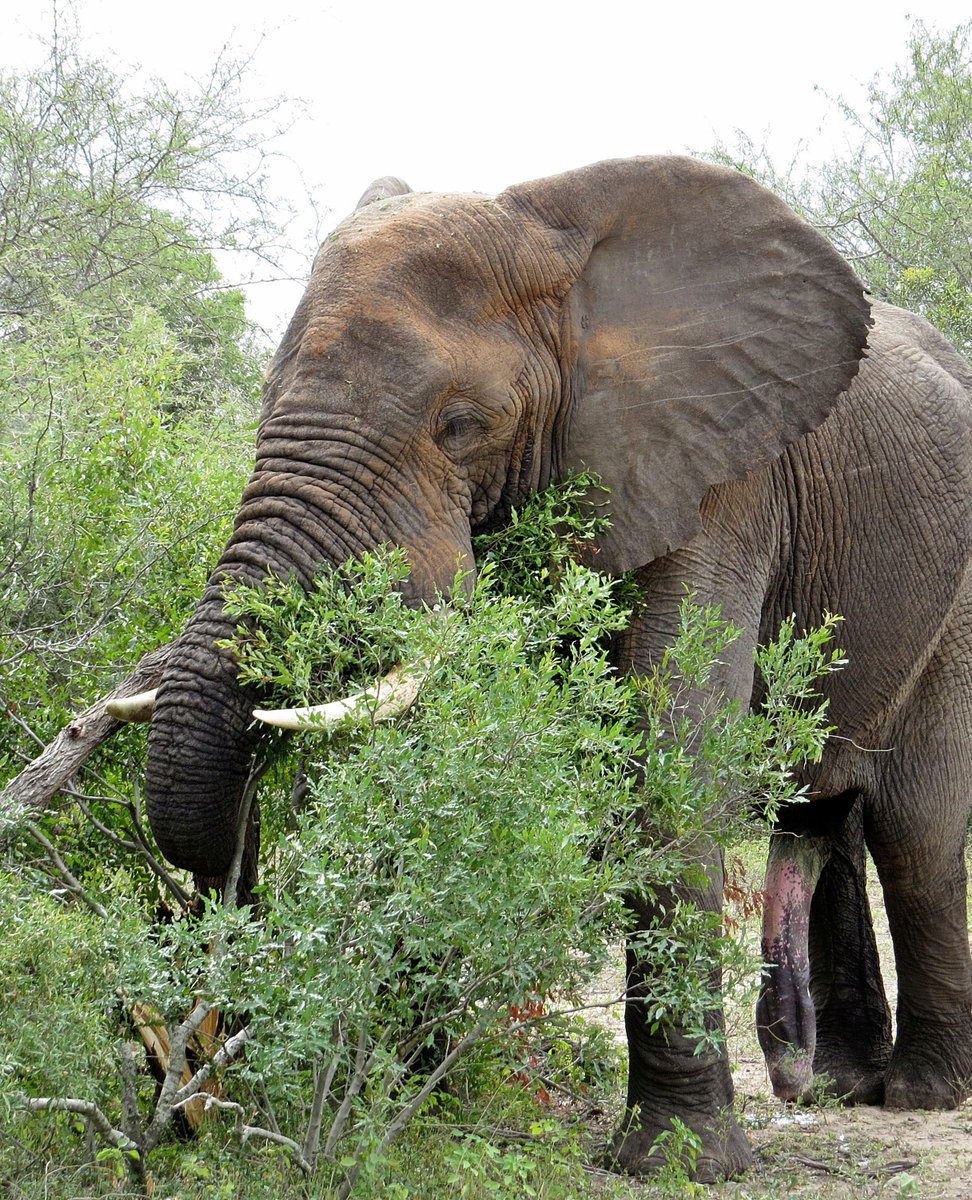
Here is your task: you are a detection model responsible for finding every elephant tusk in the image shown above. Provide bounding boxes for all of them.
[106,688,158,723]
[251,664,426,732]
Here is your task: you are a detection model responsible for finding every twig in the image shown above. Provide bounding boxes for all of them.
[23,820,108,919]
[26,1097,140,1158]
[334,1024,489,1200]
[240,1124,313,1175]
[171,1027,250,1107]
[322,1020,372,1160]
[4,704,47,751]
[141,760,266,1152]
[118,1042,142,1149]
[69,788,190,908]
[302,1027,344,1169]
[222,758,269,907]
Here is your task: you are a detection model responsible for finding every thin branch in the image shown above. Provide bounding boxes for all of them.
[23,820,108,919]
[221,758,269,907]
[70,788,190,908]
[4,705,47,751]
[142,766,263,1152]
[171,1027,250,1107]
[240,1124,313,1175]
[118,1042,142,1148]
[302,1026,344,1169]
[26,1097,140,1157]
[322,1020,372,1160]
[334,1024,489,1200]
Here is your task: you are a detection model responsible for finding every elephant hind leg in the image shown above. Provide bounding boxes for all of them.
[866,648,972,1111]
[808,793,892,1104]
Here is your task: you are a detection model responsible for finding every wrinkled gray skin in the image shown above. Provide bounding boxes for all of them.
[143,157,972,1181]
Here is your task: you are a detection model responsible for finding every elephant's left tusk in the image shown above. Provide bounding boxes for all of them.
[106,688,158,723]
[252,664,425,732]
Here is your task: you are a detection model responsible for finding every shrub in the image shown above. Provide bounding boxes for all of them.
[4,477,842,1195]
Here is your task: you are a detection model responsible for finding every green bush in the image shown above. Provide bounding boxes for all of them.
[2,478,842,1196]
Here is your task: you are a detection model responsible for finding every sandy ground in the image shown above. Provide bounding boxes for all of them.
[583,863,972,1199]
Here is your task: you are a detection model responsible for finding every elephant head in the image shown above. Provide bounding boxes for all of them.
[144,156,869,881]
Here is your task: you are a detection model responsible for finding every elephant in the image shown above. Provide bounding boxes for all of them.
[354,174,412,209]
[136,156,972,1181]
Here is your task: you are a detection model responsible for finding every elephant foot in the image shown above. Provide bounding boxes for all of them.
[884,1009,972,1111]
[811,1026,892,1105]
[604,1106,752,1182]
[764,1037,891,1106]
[808,1060,886,1106]
[885,1059,966,1110]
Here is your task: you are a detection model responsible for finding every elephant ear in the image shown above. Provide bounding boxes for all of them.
[503,157,871,573]
[355,175,412,209]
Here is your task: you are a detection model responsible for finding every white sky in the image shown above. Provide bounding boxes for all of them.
[4,0,970,337]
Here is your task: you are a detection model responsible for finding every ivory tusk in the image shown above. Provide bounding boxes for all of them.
[106,688,158,723]
[252,664,425,731]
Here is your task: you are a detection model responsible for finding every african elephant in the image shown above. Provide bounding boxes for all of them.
[138,157,972,1180]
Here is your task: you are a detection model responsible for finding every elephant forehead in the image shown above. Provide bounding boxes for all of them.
[295,259,500,361]
[295,307,511,372]
[336,189,490,239]
[312,190,571,315]
[319,193,500,287]
[282,311,528,407]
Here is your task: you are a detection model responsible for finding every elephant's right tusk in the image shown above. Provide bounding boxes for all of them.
[252,664,426,732]
[106,688,158,723]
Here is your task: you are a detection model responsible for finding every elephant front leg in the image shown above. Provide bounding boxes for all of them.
[756,831,829,1101]
[607,860,752,1181]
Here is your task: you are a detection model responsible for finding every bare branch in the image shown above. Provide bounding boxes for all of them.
[26,1096,140,1158]
[334,1024,489,1200]
[240,1123,313,1175]
[0,643,171,843]
[22,819,108,919]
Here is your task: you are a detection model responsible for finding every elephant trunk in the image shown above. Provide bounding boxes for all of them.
[144,498,361,877]
[145,576,270,878]
[145,495,474,878]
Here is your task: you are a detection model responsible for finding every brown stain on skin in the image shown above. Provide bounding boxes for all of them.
[582,324,659,395]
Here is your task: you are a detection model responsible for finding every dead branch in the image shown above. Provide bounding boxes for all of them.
[26,1096,141,1158]
[0,643,171,844]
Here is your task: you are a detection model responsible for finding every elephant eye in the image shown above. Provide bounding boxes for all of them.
[444,415,479,438]
[436,405,485,450]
